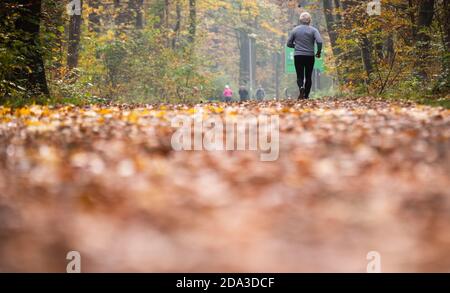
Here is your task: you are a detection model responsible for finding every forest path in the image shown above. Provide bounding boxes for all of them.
[0,97,449,272]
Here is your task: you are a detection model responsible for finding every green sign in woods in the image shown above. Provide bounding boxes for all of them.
[285,47,296,74]
[285,46,325,74]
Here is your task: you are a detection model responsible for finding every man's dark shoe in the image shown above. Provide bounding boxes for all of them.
[298,87,305,100]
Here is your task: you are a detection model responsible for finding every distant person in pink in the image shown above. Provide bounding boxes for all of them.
[223,85,233,102]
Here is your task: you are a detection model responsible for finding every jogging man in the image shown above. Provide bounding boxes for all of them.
[287,12,323,100]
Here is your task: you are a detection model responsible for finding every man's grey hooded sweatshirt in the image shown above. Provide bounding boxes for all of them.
[287,25,323,56]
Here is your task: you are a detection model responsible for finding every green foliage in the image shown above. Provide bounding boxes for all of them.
[97,40,128,88]
[0,4,28,99]
[83,30,211,103]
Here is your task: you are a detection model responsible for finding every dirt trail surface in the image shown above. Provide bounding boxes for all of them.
[0,97,449,272]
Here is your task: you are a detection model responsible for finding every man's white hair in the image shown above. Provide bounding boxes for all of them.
[299,12,312,25]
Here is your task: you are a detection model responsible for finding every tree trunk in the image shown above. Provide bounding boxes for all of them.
[153,0,165,29]
[416,0,435,35]
[443,0,450,52]
[408,0,417,42]
[128,0,145,29]
[164,0,170,29]
[238,30,257,92]
[322,0,341,58]
[88,0,101,33]
[114,0,127,31]
[68,0,83,69]
[188,0,197,43]
[360,35,374,83]
[155,0,169,29]
[9,0,49,96]
[386,34,395,64]
[415,0,435,79]
[41,0,66,79]
[323,0,351,84]
[239,31,250,87]
[438,0,449,91]
[172,0,182,49]
[136,0,145,29]
[250,35,256,95]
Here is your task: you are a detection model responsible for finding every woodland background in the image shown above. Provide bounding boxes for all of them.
[0,0,449,106]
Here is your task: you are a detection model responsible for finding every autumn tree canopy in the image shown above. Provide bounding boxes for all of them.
[0,0,448,104]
